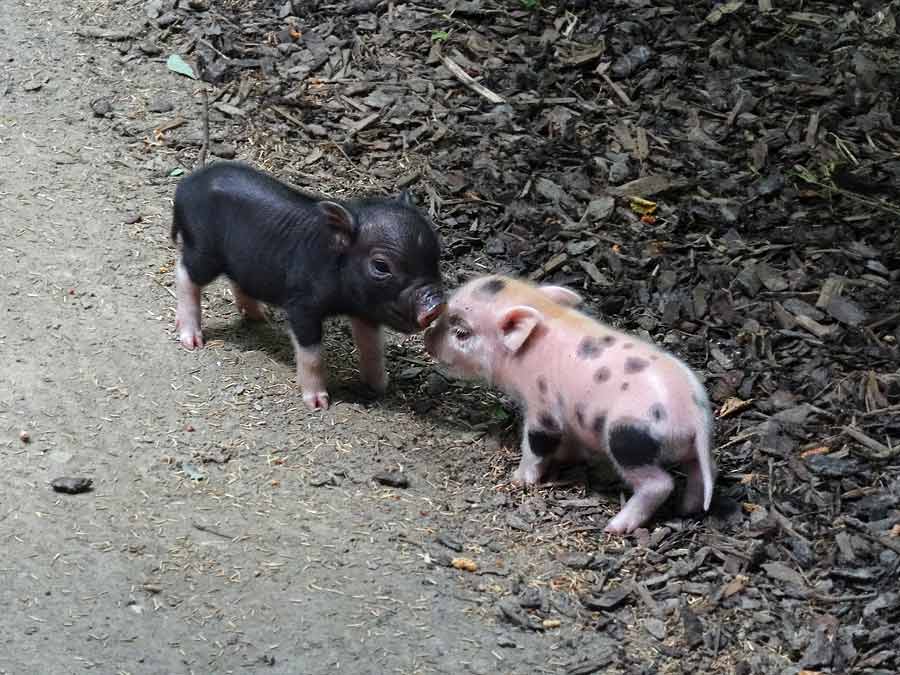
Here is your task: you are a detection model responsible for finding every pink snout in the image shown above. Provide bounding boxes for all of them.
[416,293,446,329]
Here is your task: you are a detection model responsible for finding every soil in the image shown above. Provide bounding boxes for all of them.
[2,1,899,675]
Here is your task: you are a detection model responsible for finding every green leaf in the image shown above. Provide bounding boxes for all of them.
[431,30,449,42]
[169,167,185,177]
[166,54,197,79]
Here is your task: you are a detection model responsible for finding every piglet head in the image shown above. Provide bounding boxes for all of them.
[424,275,577,383]
[322,192,445,334]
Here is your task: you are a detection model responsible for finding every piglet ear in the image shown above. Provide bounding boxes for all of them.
[397,189,415,207]
[318,201,357,247]
[497,305,543,354]
[538,285,582,307]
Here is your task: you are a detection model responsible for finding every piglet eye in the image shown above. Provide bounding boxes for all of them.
[453,327,471,341]
[370,258,392,278]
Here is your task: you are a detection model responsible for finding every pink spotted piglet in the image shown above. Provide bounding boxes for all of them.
[424,275,716,534]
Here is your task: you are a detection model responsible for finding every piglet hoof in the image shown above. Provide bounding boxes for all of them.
[176,321,204,350]
[360,369,389,396]
[302,390,330,411]
[604,511,641,535]
[512,466,541,486]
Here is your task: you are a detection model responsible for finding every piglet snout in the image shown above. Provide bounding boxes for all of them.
[416,289,446,329]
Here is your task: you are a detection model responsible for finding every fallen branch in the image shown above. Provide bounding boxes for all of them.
[839,516,900,557]
[197,88,210,168]
[440,55,505,105]
[74,25,142,42]
[843,425,899,460]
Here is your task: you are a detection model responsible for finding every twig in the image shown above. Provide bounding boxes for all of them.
[843,425,899,460]
[272,105,306,128]
[839,516,900,557]
[192,521,233,539]
[631,580,663,618]
[152,276,177,299]
[197,88,210,168]
[440,55,506,104]
[74,25,140,41]
[600,73,632,106]
[770,506,811,545]
[860,402,900,418]
[866,311,900,330]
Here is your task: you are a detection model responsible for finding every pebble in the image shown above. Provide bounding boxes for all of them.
[50,477,93,494]
[91,98,112,117]
[210,142,236,159]
[139,40,163,56]
[156,11,179,27]
[373,471,409,488]
[147,96,174,113]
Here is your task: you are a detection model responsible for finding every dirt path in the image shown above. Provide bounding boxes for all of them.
[0,4,551,674]
[5,2,897,675]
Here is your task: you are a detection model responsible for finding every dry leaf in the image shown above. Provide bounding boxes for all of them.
[451,557,478,572]
[800,446,831,458]
[542,619,561,629]
[722,574,748,598]
[742,502,762,513]
[739,473,762,485]
[630,196,657,215]
[890,524,900,537]
[718,397,753,418]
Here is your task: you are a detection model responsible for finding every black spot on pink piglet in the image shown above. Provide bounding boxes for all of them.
[594,366,611,383]
[624,357,648,374]
[478,278,506,295]
[538,412,560,432]
[608,424,661,468]
[577,337,602,359]
[528,429,560,457]
[649,403,667,421]
[537,377,548,395]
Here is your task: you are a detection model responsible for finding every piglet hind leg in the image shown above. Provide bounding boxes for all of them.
[604,424,673,534]
[230,283,266,321]
[605,466,674,534]
[287,312,329,411]
[678,457,712,516]
[350,318,387,394]
[175,259,204,349]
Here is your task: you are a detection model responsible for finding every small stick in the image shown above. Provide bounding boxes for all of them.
[440,55,506,104]
[843,425,898,459]
[839,516,900,557]
[152,276,177,299]
[197,87,210,168]
[74,26,136,41]
[192,521,233,539]
[600,73,633,106]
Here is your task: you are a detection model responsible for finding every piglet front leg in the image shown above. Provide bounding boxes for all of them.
[512,416,562,484]
[175,259,204,349]
[351,318,388,394]
[287,311,329,411]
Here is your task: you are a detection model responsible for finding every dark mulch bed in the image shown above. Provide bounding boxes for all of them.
[109,0,900,672]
